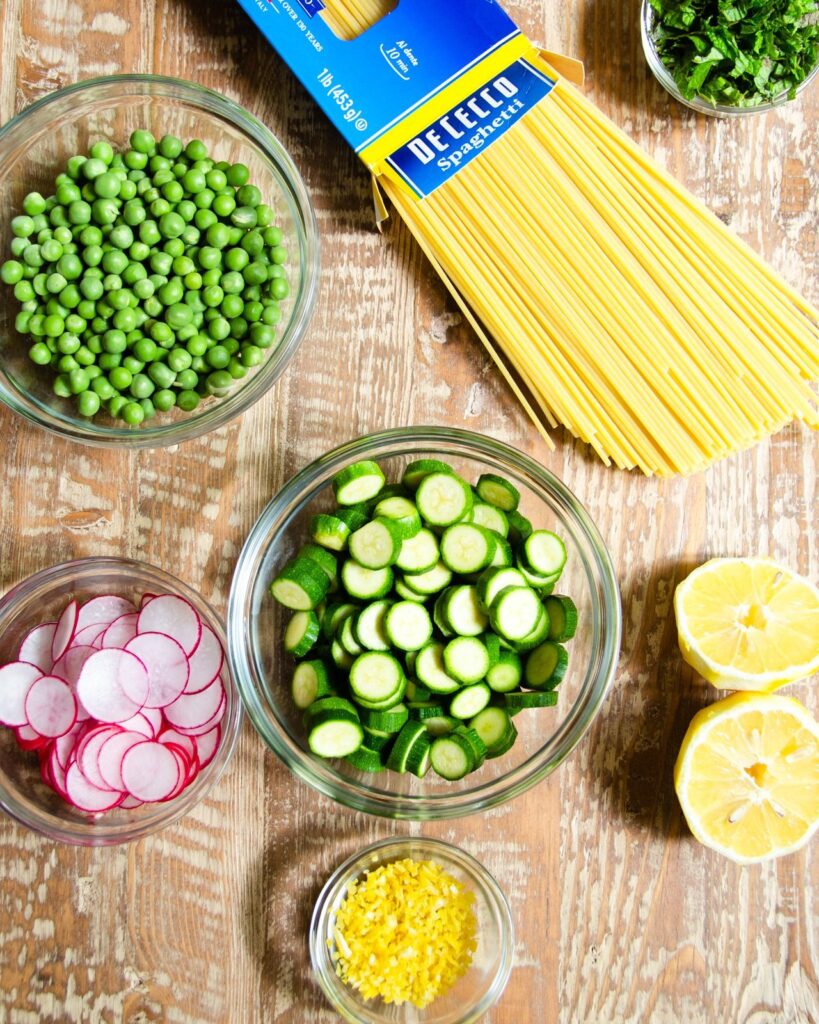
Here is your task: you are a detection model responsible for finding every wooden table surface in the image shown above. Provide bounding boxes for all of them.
[0,0,817,1021]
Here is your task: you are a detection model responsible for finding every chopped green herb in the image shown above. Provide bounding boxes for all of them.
[648,0,819,106]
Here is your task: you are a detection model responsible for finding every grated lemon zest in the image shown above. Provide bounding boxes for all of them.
[331,858,478,1008]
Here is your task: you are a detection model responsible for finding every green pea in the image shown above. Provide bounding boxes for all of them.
[143,296,164,320]
[14,280,36,302]
[93,171,121,199]
[221,294,244,319]
[251,323,276,348]
[12,215,35,237]
[10,237,29,258]
[129,241,151,262]
[139,220,161,246]
[113,308,137,332]
[150,321,175,347]
[124,149,148,170]
[158,279,184,306]
[89,140,114,165]
[91,376,115,400]
[204,344,230,369]
[261,303,282,326]
[182,168,207,194]
[241,230,265,257]
[151,252,173,276]
[211,193,235,219]
[53,374,72,398]
[121,401,145,425]
[256,204,274,227]
[108,394,127,417]
[128,373,154,399]
[194,209,217,231]
[158,134,182,159]
[162,179,184,204]
[207,316,230,341]
[57,332,80,354]
[76,299,97,321]
[133,278,155,301]
[184,139,208,162]
[177,389,200,412]
[243,262,268,286]
[79,225,103,246]
[43,314,65,338]
[206,370,233,393]
[165,303,193,330]
[228,357,248,380]
[184,271,203,291]
[110,224,134,249]
[225,162,249,187]
[28,342,52,365]
[103,329,128,354]
[175,368,198,390]
[22,192,47,216]
[270,278,289,300]
[122,262,147,285]
[58,284,81,308]
[205,223,231,250]
[66,367,89,394]
[163,237,185,259]
[203,285,224,308]
[92,198,119,224]
[167,347,192,372]
[153,388,176,412]
[130,130,156,155]
[23,245,44,268]
[243,300,263,323]
[0,260,24,284]
[77,390,101,416]
[108,365,132,390]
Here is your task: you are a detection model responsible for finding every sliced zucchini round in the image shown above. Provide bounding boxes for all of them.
[524,640,569,690]
[440,523,496,574]
[416,471,473,527]
[476,473,520,512]
[385,600,433,651]
[284,610,321,658]
[332,460,386,506]
[443,636,490,684]
[395,528,440,573]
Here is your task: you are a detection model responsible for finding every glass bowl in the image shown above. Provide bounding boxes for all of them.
[228,426,621,820]
[641,0,819,116]
[0,75,320,446]
[0,556,242,845]
[310,836,514,1024]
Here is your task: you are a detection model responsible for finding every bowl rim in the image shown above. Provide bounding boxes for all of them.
[0,555,243,845]
[308,835,515,1024]
[228,425,622,820]
[640,0,819,116]
[0,73,321,448]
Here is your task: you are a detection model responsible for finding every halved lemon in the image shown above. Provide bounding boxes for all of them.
[674,557,819,691]
[674,692,819,863]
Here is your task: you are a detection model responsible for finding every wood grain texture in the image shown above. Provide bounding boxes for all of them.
[0,0,816,1021]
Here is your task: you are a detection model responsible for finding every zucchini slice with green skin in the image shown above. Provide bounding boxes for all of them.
[509,606,551,653]
[405,678,432,702]
[310,514,350,552]
[353,676,408,711]
[454,725,488,767]
[514,554,560,589]
[401,458,453,491]
[270,557,330,611]
[321,602,358,640]
[330,637,354,670]
[477,566,527,611]
[424,715,459,737]
[349,518,403,569]
[394,579,427,603]
[345,745,385,772]
[349,651,405,705]
[524,641,569,690]
[489,537,513,567]
[334,505,369,531]
[507,510,533,545]
[408,700,447,721]
[385,601,433,651]
[372,496,422,540]
[353,600,392,652]
[476,473,520,512]
[341,560,393,600]
[483,632,502,669]
[468,501,509,538]
[489,586,542,641]
[362,727,392,751]
[504,690,558,709]
[415,641,461,694]
[332,460,386,506]
[291,659,333,709]
[440,523,496,574]
[430,733,475,780]
[486,650,523,692]
[360,703,409,733]
[449,682,492,720]
[339,615,365,657]
[523,530,568,577]
[443,585,488,636]
[545,595,578,641]
[443,636,490,684]
[304,697,363,757]
[402,560,453,596]
[432,590,455,638]
[470,705,517,756]
[301,543,338,586]
[284,610,321,658]
[395,528,439,573]
[415,471,473,527]
[386,720,431,775]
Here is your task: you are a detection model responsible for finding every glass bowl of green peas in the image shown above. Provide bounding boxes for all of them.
[0,75,320,446]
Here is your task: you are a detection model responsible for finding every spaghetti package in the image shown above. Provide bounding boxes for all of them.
[236,0,819,476]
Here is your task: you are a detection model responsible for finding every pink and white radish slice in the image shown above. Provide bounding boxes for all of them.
[194,725,221,769]
[163,675,224,730]
[124,633,189,708]
[184,624,223,694]
[18,623,56,673]
[24,675,77,738]
[78,725,123,791]
[0,662,44,727]
[64,762,125,813]
[137,595,202,656]
[76,595,136,633]
[120,741,181,802]
[97,730,148,792]
[51,600,79,663]
[100,613,138,649]
[75,649,149,723]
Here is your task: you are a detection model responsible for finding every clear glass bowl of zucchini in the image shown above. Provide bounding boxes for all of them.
[228,427,621,820]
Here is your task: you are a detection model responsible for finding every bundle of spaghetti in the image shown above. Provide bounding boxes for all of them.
[322,0,819,475]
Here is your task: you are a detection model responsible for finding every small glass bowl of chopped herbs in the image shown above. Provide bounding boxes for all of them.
[0,75,319,447]
[310,836,514,1023]
[229,426,621,820]
[641,0,819,115]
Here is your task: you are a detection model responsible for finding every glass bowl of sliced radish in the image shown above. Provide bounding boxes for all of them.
[0,557,241,844]
[229,426,621,820]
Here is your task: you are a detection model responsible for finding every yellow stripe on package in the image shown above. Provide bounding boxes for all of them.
[234,0,556,197]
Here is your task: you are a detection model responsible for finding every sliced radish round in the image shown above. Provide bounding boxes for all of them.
[52,644,96,688]
[76,595,136,632]
[117,710,156,738]
[97,730,147,792]
[0,662,44,727]
[14,722,48,750]
[72,623,108,649]
[18,623,56,673]
[120,741,181,802]
[162,676,224,729]
[120,793,144,809]
[137,595,201,656]
[51,600,79,664]
[194,725,221,769]
[54,723,86,769]
[48,748,69,799]
[174,691,226,736]
[184,624,224,694]
[76,649,149,723]
[77,725,122,790]
[161,746,193,800]
[65,762,125,812]
[100,612,138,649]
[24,675,77,738]
[158,729,197,761]
[124,633,189,708]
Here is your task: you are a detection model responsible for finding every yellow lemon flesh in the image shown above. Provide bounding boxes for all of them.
[674,692,819,863]
[674,557,819,691]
